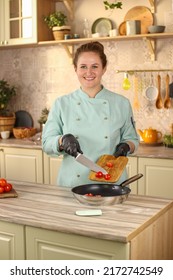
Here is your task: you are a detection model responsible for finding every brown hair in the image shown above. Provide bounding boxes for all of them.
[73,41,107,68]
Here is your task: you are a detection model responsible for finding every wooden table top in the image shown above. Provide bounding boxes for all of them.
[0,182,172,243]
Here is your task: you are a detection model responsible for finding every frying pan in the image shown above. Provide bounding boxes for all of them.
[72,173,143,206]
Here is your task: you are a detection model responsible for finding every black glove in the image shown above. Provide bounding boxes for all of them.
[61,134,83,157]
[114,143,130,157]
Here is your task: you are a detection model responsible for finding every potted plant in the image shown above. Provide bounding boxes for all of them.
[44,11,71,40]
[0,79,17,133]
[38,107,49,132]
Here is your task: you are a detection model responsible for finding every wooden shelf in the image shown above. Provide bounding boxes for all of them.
[38,33,173,61]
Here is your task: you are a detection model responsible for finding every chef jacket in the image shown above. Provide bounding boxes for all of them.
[42,87,139,187]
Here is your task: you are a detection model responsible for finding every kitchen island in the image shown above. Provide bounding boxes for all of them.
[0,182,173,260]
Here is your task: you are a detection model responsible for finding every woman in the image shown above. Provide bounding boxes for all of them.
[42,42,139,187]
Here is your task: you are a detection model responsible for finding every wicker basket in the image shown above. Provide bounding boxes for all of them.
[13,127,37,139]
[52,26,71,40]
[0,114,16,133]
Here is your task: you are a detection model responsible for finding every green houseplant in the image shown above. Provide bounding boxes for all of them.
[44,11,71,40]
[38,107,49,131]
[0,79,17,133]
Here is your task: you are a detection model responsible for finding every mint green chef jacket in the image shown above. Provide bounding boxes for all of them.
[42,87,139,187]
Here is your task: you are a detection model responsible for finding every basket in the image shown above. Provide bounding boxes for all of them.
[0,114,16,132]
[52,26,71,40]
[13,127,37,139]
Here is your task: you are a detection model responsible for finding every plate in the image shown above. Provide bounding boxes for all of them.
[15,110,33,127]
[91,18,113,36]
[124,6,153,34]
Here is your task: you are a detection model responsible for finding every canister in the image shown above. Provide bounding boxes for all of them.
[126,20,141,35]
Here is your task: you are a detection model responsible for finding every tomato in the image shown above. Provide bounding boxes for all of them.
[106,162,113,168]
[0,186,4,193]
[104,174,111,180]
[0,178,7,187]
[95,171,103,178]
[85,193,93,197]
[4,183,12,193]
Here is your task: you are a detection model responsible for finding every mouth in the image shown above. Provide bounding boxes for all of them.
[84,77,95,81]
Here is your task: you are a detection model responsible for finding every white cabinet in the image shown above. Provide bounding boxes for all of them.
[0,0,54,46]
[126,156,138,194]
[0,147,43,183]
[138,157,173,199]
[43,153,62,185]
[0,221,25,260]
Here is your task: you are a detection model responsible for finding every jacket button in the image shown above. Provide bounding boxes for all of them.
[76,118,81,121]
[77,102,81,105]
[77,174,80,178]
[103,101,107,104]
[104,117,108,120]
[104,136,108,139]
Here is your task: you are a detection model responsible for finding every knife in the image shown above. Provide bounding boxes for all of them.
[75,153,108,175]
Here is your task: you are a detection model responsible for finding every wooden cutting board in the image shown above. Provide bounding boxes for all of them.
[124,6,153,34]
[89,155,128,183]
[0,188,18,199]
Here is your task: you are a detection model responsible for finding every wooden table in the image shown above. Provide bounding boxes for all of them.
[0,182,173,260]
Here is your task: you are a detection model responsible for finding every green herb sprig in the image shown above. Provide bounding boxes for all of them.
[103,1,123,10]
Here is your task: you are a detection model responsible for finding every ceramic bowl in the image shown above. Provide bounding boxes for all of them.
[1,130,10,139]
[148,25,165,33]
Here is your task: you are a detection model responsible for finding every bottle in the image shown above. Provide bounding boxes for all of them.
[83,18,90,38]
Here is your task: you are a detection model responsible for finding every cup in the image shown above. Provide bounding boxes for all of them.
[109,29,118,37]
[126,20,141,35]
[1,130,10,139]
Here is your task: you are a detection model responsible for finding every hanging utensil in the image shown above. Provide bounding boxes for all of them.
[164,74,171,109]
[155,74,163,109]
[133,74,140,110]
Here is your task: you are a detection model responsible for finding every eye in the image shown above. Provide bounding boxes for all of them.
[92,65,99,69]
[80,65,87,69]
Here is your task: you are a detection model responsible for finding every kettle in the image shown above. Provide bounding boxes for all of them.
[138,128,162,143]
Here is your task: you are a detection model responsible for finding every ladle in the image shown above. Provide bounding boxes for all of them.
[155,74,163,109]
[164,74,171,109]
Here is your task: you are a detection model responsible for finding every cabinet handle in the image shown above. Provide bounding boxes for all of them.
[0,41,4,45]
[4,40,8,45]
[0,149,4,152]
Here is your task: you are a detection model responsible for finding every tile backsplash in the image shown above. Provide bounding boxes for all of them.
[0,38,173,136]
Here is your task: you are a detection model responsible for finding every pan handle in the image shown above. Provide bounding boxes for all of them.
[120,173,143,187]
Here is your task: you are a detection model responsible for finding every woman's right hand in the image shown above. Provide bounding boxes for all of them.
[61,134,83,157]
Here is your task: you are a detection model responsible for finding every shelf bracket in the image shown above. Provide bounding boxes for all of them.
[143,37,155,61]
[148,0,155,13]
[63,0,74,20]
[63,44,74,63]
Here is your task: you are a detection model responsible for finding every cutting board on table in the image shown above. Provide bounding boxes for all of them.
[0,188,18,199]
[89,155,128,183]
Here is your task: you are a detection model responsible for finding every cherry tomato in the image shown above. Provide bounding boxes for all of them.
[4,183,12,193]
[95,171,103,178]
[104,174,111,180]
[106,162,113,168]
[0,178,7,188]
[0,186,5,193]
[85,193,93,197]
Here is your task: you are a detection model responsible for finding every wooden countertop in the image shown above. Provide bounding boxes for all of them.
[0,182,172,243]
[0,138,173,159]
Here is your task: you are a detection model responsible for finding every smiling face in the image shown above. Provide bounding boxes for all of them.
[74,51,107,97]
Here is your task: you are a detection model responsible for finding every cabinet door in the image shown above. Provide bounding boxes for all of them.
[43,153,62,185]
[1,0,54,46]
[26,226,129,260]
[0,221,25,260]
[138,157,173,199]
[0,147,43,183]
[126,156,138,194]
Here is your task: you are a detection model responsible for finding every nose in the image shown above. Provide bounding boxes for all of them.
[86,67,93,75]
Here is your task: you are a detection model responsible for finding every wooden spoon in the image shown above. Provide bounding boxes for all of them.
[155,74,163,109]
[164,74,171,109]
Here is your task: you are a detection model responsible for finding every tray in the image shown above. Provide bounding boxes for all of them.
[89,155,128,183]
[15,110,33,127]
[0,188,18,199]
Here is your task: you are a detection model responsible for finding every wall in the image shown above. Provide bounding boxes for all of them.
[0,0,173,135]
